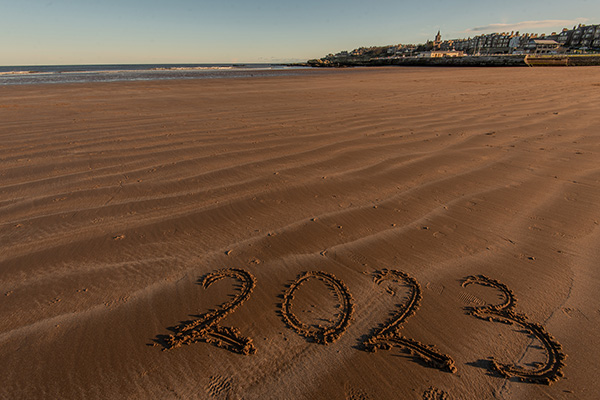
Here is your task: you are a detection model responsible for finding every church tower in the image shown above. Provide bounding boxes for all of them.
[434,30,442,50]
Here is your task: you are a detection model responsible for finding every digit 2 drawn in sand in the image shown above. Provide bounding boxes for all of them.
[362,269,456,373]
[162,268,257,355]
[462,275,566,384]
[281,271,354,344]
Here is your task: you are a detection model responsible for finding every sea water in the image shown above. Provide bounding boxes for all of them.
[0,64,314,85]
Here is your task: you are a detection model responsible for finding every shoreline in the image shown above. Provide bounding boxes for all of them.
[0,63,317,86]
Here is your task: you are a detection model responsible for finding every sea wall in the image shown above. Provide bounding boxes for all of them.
[525,55,600,66]
[374,55,528,67]
[308,55,528,67]
[307,54,600,68]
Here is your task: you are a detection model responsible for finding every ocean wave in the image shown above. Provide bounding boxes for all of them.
[0,70,51,76]
[0,64,311,85]
[151,66,235,71]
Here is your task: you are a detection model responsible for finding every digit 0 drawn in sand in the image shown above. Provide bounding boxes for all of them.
[362,269,456,373]
[160,268,256,355]
[462,275,566,385]
[280,271,354,344]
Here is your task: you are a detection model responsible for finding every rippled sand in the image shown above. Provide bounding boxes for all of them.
[1,67,599,399]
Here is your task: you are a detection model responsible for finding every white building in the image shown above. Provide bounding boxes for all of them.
[418,50,465,58]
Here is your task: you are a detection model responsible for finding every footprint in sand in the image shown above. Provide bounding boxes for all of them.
[422,386,449,400]
[457,290,486,307]
[206,375,235,399]
[426,281,445,295]
[345,386,371,400]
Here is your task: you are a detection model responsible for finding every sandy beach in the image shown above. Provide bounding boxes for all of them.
[1,67,599,399]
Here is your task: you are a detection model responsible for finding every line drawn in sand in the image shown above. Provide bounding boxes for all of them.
[362,269,456,373]
[462,275,566,385]
[280,270,355,344]
[156,268,257,355]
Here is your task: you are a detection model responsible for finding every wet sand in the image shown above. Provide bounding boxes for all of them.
[1,67,600,399]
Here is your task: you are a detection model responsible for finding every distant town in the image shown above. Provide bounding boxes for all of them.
[308,23,600,66]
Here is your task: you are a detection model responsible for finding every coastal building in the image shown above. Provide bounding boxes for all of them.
[509,33,525,51]
[555,24,600,50]
[445,24,600,55]
[526,39,562,54]
[439,39,455,51]
[387,44,404,55]
[594,29,600,49]
[571,25,584,47]
[557,28,573,46]
[581,25,598,49]
[418,50,465,58]
[318,21,600,65]
[451,31,536,54]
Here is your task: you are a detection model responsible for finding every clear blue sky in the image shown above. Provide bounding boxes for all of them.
[0,0,596,65]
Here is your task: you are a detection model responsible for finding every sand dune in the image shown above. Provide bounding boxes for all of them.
[1,67,600,399]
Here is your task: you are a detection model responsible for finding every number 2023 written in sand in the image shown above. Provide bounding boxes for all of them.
[156,268,566,385]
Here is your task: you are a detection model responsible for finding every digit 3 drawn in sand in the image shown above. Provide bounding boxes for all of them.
[462,275,566,385]
[362,269,457,373]
[163,268,257,355]
[280,271,354,344]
